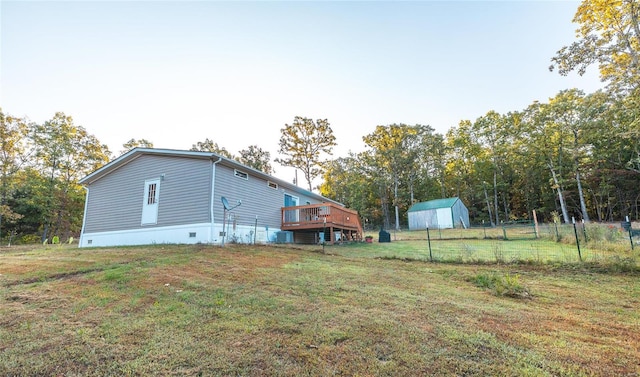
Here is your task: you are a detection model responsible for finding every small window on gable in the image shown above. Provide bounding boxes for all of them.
[268,181,278,190]
[234,169,248,180]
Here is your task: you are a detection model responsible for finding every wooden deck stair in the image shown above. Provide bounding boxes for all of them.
[281,203,363,244]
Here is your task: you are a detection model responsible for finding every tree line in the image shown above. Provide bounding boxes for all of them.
[0,112,278,244]
[1,0,638,242]
[0,112,110,244]
[322,0,640,229]
[320,88,639,230]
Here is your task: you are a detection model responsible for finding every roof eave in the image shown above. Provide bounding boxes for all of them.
[78,147,343,206]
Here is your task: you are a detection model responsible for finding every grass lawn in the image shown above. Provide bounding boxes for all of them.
[358,227,639,264]
[1,243,639,376]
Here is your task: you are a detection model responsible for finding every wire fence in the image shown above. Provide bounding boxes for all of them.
[367,221,639,265]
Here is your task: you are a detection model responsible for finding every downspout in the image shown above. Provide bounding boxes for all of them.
[78,186,90,248]
[210,157,223,244]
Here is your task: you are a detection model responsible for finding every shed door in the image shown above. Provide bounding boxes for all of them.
[436,208,452,228]
[141,179,160,225]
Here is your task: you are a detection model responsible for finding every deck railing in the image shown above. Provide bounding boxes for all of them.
[281,203,362,232]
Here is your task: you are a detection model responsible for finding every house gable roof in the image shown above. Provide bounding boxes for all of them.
[79,148,342,206]
[408,197,460,212]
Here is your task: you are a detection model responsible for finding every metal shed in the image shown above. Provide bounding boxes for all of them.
[408,197,469,230]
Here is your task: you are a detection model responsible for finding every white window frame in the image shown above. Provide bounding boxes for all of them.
[234,169,248,180]
[267,181,278,190]
[141,178,161,225]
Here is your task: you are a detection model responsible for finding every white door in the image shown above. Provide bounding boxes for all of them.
[141,179,160,225]
[436,208,452,229]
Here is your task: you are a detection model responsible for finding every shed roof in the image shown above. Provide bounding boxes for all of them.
[408,197,460,212]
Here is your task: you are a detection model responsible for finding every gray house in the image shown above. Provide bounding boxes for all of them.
[79,148,362,247]
[407,197,469,230]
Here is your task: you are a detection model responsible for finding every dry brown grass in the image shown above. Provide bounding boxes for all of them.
[1,243,638,376]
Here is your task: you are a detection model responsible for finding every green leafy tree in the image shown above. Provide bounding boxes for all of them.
[423,133,449,200]
[238,145,274,175]
[320,153,378,227]
[33,112,111,241]
[276,116,337,191]
[471,111,513,225]
[550,0,640,92]
[541,89,606,222]
[611,93,640,175]
[190,138,234,159]
[443,121,488,224]
[585,91,640,220]
[120,138,153,155]
[5,168,47,240]
[522,100,572,223]
[363,124,432,230]
[0,110,33,240]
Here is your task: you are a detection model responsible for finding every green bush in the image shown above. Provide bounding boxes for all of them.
[19,234,41,244]
[470,272,530,298]
[584,224,623,242]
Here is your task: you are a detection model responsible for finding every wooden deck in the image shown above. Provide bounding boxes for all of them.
[281,203,363,244]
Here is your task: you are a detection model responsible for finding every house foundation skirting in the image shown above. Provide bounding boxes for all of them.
[79,222,283,247]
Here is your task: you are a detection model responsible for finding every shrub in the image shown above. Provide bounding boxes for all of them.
[585,224,623,243]
[470,272,531,298]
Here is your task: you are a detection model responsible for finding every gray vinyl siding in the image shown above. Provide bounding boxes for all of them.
[84,155,212,233]
[213,164,323,230]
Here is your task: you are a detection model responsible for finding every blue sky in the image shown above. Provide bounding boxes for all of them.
[1,1,602,183]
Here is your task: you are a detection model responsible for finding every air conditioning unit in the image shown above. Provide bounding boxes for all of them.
[276,231,294,244]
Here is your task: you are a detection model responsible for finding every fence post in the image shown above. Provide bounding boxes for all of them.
[554,219,560,242]
[627,216,635,251]
[582,219,588,243]
[482,220,487,239]
[572,217,582,261]
[502,221,508,240]
[322,217,326,254]
[532,210,539,239]
[426,226,433,262]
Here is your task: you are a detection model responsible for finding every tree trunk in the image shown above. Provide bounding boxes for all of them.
[42,223,49,243]
[409,174,415,204]
[304,170,312,192]
[493,170,500,225]
[592,192,603,222]
[572,129,590,222]
[549,162,570,223]
[575,169,590,222]
[502,192,510,222]
[483,182,495,227]
[380,185,390,230]
[394,205,400,231]
[394,174,400,231]
[0,174,8,241]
